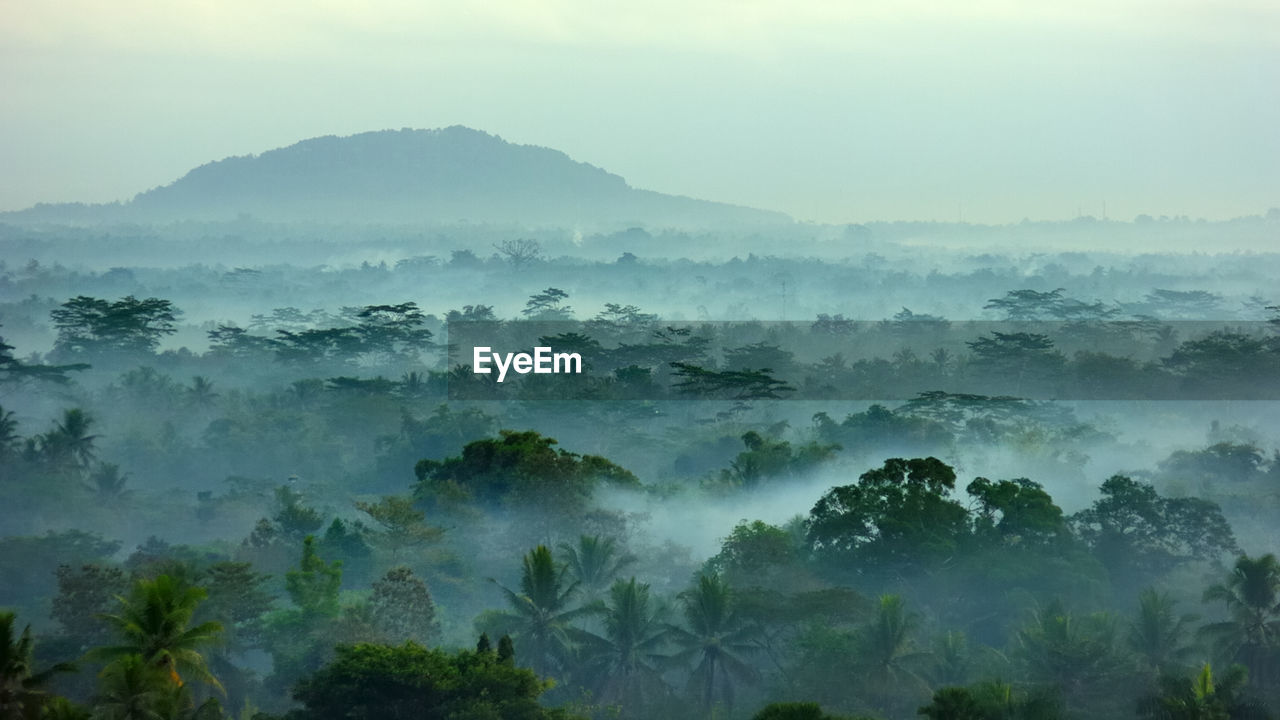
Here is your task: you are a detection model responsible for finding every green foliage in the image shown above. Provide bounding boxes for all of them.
[670,362,795,400]
[1129,588,1200,675]
[286,641,582,720]
[1071,476,1239,588]
[918,681,1062,720]
[369,567,438,646]
[751,702,865,720]
[710,431,840,490]
[92,574,224,691]
[354,496,442,559]
[413,430,640,512]
[806,457,969,576]
[1200,553,1280,682]
[284,538,342,619]
[667,574,758,711]
[51,564,128,650]
[0,612,75,720]
[486,546,588,677]
[559,535,636,601]
[50,295,178,359]
[1138,663,1269,720]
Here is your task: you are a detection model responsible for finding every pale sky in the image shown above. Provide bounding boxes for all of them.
[1,0,1277,224]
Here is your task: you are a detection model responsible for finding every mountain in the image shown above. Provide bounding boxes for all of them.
[4,127,789,228]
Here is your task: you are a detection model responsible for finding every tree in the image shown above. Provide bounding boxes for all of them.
[369,567,438,645]
[751,702,865,720]
[284,537,343,620]
[966,477,1068,549]
[83,463,131,504]
[667,574,758,712]
[489,545,589,677]
[494,238,544,267]
[51,564,128,652]
[0,612,75,720]
[670,362,795,401]
[1071,476,1238,590]
[712,431,840,490]
[1129,588,1200,676]
[413,430,640,513]
[576,578,670,711]
[348,302,433,362]
[271,487,325,542]
[805,457,969,577]
[918,681,1062,720]
[1138,663,1268,720]
[285,641,582,720]
[523,288,571,319]
[92,575,223,691]
[559,535,635,602]
[1013,600,1128,714]
[855,595,931,716]
[1201,553,1280,685]
[40,409,98,472]
[354,496,442,560]
[89,654,167,720]
[50,295,178,358]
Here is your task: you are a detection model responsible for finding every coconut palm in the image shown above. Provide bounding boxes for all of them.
[84,463,132,504]
[491,545,590,677]
[856,595,932,716]
[41,409,97,470]
[1138,663,1268,720]
[1130,588,1201,675]
[577,578,670,710]
[186,377,218,409]
[0,612,75,720]
[1201,553,1280,684]
[667,574,759,712]
[559,535,635,601]
[92,575,223,692]
[91,654,167,720]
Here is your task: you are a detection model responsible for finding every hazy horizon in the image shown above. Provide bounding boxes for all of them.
[3,0,1278,226]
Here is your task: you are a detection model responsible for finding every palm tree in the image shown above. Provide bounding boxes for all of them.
[667,574,758,713]
[1014,599,1127,712]
[41,409,97,470]
[0,612,75,720]
[578,578,670,710]
[1201,553,1280,684]
[84,463,132,504]
[491,545,589,677]
[1138,663,1268,720]
[186,377,218,409]
[559,535,635,601]
[0,406,18,460]
[856,595,931,716]
[1130,588,1201,675]
[91,654,167,720]
[92,575,223,691]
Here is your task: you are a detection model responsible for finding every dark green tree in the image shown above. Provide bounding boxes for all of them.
[285,642,582,720]
[50,296,178,358]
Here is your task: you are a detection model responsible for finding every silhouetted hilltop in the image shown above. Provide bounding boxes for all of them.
[4,127,789,228]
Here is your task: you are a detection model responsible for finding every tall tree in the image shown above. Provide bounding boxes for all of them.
[92,575,223,691]
[1201,553,1280,686]
[558,535,635,602]
[667,574,758,712]
[577,578,670,711]
[490,545,589,677]
[0,612,75,720]
[50,296,178,359]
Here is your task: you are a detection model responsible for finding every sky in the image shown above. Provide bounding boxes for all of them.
[1,0,1278,224]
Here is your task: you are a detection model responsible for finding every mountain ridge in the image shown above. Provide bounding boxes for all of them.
[3,127,790,229]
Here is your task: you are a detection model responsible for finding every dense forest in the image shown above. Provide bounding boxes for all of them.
[2,219,1279,720]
